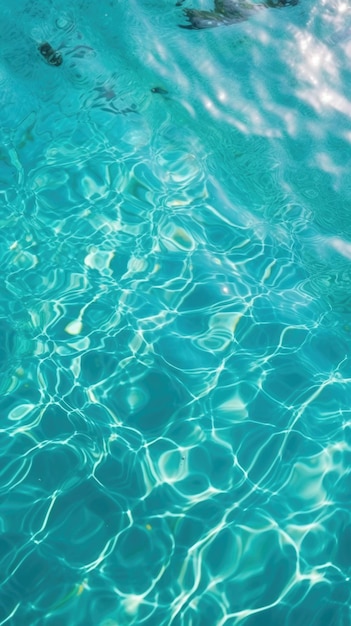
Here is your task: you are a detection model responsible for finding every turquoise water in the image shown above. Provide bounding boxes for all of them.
[1,0,351,624]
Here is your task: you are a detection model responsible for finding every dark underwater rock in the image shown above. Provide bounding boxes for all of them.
[38,42,63,66]
[151,86,169,95]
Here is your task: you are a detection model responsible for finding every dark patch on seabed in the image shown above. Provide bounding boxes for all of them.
[38,41,63,66]
[179,0,298,28]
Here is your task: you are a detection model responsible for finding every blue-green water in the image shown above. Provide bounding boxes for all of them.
[1,0,351,624]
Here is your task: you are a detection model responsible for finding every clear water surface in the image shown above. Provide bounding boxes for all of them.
[1,0,351,624]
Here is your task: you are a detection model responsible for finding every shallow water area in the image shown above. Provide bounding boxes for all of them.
[1,0,351,624]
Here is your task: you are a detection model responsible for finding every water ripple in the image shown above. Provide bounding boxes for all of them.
[1,0,351,624]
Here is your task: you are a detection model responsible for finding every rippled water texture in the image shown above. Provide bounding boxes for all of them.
[1,0,351,624]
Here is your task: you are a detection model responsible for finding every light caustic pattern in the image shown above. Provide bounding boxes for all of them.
[1,0,351,625]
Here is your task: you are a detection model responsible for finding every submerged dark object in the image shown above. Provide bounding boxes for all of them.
[38,42,63,66]
[180,0,298,29]
[151,86,169,95]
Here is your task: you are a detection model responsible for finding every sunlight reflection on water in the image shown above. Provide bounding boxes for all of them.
[1,0,351,624]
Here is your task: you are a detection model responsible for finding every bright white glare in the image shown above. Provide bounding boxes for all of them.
[217,89,228,103]
[338,2,348,12]
[310,54,321,68]
[328,237,351,260]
